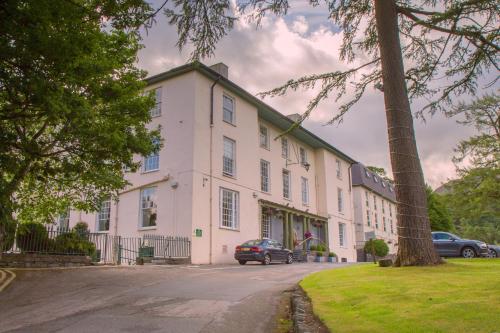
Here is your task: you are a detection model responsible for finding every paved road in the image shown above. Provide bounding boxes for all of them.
[0,263,349,333]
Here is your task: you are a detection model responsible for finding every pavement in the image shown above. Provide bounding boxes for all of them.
[0,262,350,333]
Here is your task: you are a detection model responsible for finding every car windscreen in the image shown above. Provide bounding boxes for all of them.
[241,240,265,246]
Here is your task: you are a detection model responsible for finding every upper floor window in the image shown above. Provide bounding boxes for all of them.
[282,169,291,199]
[365,191,370,208]
[382,200,385,214]
[259,125,269,149]
[339,223,346,247]
[390,219,394,234]
[301,177,309,205]
[299,147,307,165]
[389,204,393,217]
[223,94,235,124]
[223,137,236,177]
[260,160,270,192]
[337,188,344,213]
[375,213,379,229]
[383,217,387,232]
[97,199,111,232]
[336,159,342,178]
[140,187,157,228]
[373,195,377,210]
[281,137,289,159]
[220,188,239,230]
[144,138,160,172]
[150,87,162,117]
[366,210,371,226]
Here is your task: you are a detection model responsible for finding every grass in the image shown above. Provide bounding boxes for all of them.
[300,259,500,333]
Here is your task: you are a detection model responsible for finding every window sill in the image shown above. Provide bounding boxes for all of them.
[223,120,236,127]
[141,169,159,174]
[260,145,270,151]
[138,226,157,231]
[261,190,271,195]
[219,226,239,232]
[222,173,237,180]
[150,114,162,118]
[95,230,109,234]
[283,197,292,202]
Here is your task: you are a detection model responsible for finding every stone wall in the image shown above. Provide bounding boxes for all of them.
[0,253,92,268]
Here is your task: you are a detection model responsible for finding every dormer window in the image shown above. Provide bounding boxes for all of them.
[374,176,379,183]
[382,182,386,188]
[365,170,371,178]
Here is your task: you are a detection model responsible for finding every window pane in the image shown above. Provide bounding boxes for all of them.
[281,138,288,158]
[300,147,307,164]
[282,170,290,199]
[150,87,162,117]
[144,138,160,172]
[262,212,271,238]
[339,223,346,247]
[223,95,234,124]
[97,200,111,231]
[260,160,270,192]
[337,188,343,212]
[141,187,157,227]
[223,137,235,176]
[220,188,239,229]
[260,126,268,148]
[301,177,309,204]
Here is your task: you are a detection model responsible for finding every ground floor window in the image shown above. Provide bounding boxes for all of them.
[339,222,346,247]
[140,187,157,228]
[97,199,111,231]
[220,188,239,229]
[261,212,271,238]
[57,209,70,230]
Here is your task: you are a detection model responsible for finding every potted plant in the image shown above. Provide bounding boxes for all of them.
[314,251,323,262]
[327,252,337,263]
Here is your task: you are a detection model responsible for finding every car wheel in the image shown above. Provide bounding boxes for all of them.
[238,260,247,265]
[286,253,293,264]
[262,254,271,265]
[489,249,497,258]
[461,247,476,258]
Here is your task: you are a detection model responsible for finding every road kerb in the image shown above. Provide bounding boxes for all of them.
[0,269,16,292]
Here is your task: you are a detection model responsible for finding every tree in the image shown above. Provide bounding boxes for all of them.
[0,1,160,252]
[164,0,498,265]
[426,186,453,232]
[441,93,499,244]
[366,166,393,183]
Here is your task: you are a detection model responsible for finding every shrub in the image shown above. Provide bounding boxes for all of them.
[16,222,51,252]
[329,252,336,257]
[364,239,389,258]
[309,245,317,251]
[1,217,16,252]
[54,232,96,256]
[317,244,326,252]
[73,222,90,239]
[316,251,323,257]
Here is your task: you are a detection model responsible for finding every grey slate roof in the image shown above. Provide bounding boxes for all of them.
[351,163,396,202]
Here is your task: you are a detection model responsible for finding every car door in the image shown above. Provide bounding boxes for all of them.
[276,241,287,261]
[268,240,283,262]
[434,233,454,256]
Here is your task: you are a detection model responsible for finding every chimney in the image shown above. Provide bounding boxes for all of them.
[209,63,228,79]
[287,113,302,123]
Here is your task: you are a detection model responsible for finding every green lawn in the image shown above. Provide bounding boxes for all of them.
[300,259,500,333]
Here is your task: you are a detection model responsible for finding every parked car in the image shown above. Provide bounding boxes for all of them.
[432,232,489,258]
[234,239,293,265]
[488,244,500,258]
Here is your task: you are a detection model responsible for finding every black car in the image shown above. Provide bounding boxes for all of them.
[234,239,293,265]
[432,232,489,258]
[488,244,500,258]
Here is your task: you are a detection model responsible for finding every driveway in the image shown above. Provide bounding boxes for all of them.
[0,263,349,333]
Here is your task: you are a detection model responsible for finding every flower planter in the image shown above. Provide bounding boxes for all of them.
[327,256,337,263]
[314,256,324,263]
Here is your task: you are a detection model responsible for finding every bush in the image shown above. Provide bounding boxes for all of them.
[310,245,317,251]
[54,232,96,256]
[1,217,16,251]
[364,239,389,258]
[16,222,51,252]
[316,251,323,257]
[329,252,336,257]
[73,222,90,239]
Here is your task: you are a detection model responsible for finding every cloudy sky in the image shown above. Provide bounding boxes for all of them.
[136,1,490,189]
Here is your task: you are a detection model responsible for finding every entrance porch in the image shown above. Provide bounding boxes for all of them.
[259,199,329,251]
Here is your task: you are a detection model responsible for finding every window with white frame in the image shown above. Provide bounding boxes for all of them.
[282,169,291,199]
[390,219,394,234]
[220,188,239,229]
[337,188,344,213]
[366,210,371,226]
[365,191,370,208]
[281,137,289,159]
[223,94,235,124]
[260,160,270,192]
[57,209,70,230]
[140,187,157,228]
[97,199,111,232]
[339,223,346,247]
[299,147,307,165]
[383,217,387,232]
[259,125,269,149]
[261,212,271,238]
[301,177,309,205]
[336,159,342,178]
[375,213,379,229]
[373,195,377,210]
[223,136,236,176]
[382,200,385,214]
[150,87,162,117]
[144,138,160,172]
[389,204,393,217]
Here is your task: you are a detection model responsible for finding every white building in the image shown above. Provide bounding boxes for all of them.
[62,62,362,264]
[351,163,398,261]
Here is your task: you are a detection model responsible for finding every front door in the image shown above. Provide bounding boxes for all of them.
[271,216,284,245]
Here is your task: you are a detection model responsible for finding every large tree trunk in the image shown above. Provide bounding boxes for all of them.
[374,0,441,266]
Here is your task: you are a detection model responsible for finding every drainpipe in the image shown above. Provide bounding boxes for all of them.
[209,75,221,264]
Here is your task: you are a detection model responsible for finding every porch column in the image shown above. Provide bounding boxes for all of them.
[283,211,289,248]
[288,212,294,249]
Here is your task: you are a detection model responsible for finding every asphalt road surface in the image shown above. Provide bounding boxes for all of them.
[0,262,350,333]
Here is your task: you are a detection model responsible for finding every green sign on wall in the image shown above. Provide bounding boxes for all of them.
[195,229,202,237]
